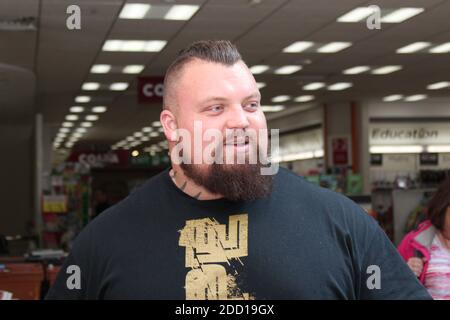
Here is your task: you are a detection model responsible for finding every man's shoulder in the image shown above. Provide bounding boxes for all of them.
[275,168,373,224]
[275,167,353,206]
[73,169,169,244]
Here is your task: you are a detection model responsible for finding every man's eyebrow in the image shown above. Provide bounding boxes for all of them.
[198,92,261,105]
[243,92,261,100]
[199,96,229,104]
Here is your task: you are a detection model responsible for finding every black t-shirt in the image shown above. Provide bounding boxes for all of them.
[46,167,431,300]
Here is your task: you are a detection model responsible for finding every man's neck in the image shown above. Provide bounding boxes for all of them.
[169,165,222,200]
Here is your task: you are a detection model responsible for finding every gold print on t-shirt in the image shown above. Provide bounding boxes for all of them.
[178,214,252,300]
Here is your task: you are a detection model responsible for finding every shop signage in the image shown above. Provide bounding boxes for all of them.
[67,150,130,168]
[419,153,439,166]
[42,195,67,213]
[138,76,164,103]
[370,122,450,145]
[331,137,350,166]
[370,154,383,166]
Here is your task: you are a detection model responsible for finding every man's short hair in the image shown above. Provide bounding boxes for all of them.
[162,40,243,110]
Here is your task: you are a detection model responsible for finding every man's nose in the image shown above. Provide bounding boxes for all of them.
[226,104,250,129]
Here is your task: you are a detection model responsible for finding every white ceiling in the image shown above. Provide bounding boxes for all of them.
[1,0,450,149]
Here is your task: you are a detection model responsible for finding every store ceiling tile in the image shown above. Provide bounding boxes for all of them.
[1,0,446,147]
[36,0,123,94]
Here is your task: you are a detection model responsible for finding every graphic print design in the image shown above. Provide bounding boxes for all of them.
[178,214,253,300]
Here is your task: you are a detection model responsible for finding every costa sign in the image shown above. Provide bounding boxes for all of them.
[138,76,164,103]
[67,150,130,168]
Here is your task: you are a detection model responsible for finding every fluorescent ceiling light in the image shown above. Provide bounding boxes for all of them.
[249,65,269,74]
[142,127,153,132]
[396,42,431,54]
[119,3,151,19]
[134,132,143,137]
[62,122,74,127]
[427,145,450,153]
[59,128,70,133]
[56,133,66,138]
[152,121,161,127]
[327,82,353,91]
[122,41,146,51]
[150,132,159,137]
[92,106,107,113]
[283,41,314,53]
[429,42,450,54]
[75,96,91,103]
[76,128,87,133]
[294,95,315,102]
[143,40,167,52]
[103,40,167,52]
[261,105,285,112]
[371,65,402,75]
[122,65,145,74]
[126,137,135,142]
[164,5,199,20]
[110,82,129,91]
[72,132,83,138]
[256,82,266,89]
[86,115,99,121]
[317,42,352,53]
[65,115,79,121]
[274,65,302,75]
[427,81,450,90]
[91,64,111,73]
[81,122,93,128]
[82,82,100,91]
[343,66,370,74]
[303,82,325,90]
[337,7,375,22]
[370,145,424,154]
[383,94,403,102]
[380,8,424,23]
[70,106,84,113]
[158,127,164,132]
[141,136,150,142]
[271,95,291,103]
[404,94,427,102]
[314,150,324,157]
[130,141,141,147]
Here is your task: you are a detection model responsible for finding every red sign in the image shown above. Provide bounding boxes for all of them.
[138,76,164,104]
[332,137,349,166]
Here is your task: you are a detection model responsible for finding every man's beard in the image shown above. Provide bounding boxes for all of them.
[180,162,274,202]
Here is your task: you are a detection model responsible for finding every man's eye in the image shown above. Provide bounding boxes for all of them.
[246,102,259,109]
[209,105,223,112]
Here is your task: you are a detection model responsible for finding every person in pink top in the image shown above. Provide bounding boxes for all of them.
[398,177,450,299]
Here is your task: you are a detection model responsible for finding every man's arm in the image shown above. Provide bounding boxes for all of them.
[357,219,431,300]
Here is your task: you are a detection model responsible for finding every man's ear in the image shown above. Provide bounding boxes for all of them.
[160,109,178,141]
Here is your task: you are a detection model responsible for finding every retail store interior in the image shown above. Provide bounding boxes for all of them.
[1,0,450,300]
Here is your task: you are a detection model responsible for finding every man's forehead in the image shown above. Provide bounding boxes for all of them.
[177,59,256,96]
